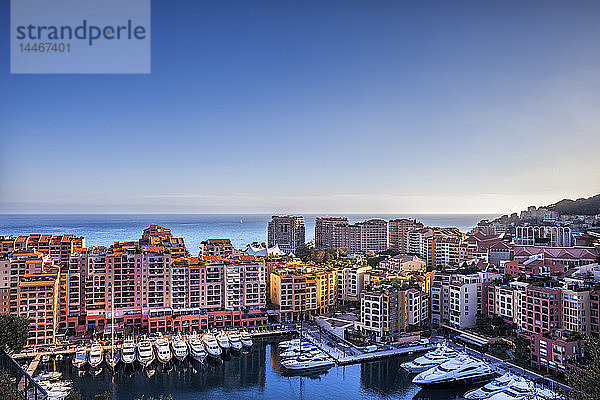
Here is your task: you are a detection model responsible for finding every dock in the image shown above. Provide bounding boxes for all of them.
[301,330,436,366]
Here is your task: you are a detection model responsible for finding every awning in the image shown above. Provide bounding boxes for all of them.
[455,334,489,347]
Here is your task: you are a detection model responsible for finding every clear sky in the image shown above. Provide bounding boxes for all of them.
[1,1,599,214]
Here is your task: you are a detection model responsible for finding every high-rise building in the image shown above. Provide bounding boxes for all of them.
[388,219,423,252]
[267,216,306,254]
[315,217,349,248]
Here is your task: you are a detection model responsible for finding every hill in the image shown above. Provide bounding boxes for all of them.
[546,194,600,216]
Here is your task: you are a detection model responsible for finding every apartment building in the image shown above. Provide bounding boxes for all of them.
[379,255,425,274]
[430,273,453,326]
[406,227,465,267]
[139,225,187,259]
[509,281,529,329]
[0,235,85,268]
[388,219,423,253]
[514,246,598,267]
[448,272,501,329]
[359,219,388,253]
[561,289,591,335]
[269,266,337,322]
[199,239,237,258]
[530,329,584,376]
[267,216,306,254]
[315,217,349,248]
[523,286,562,335]
[483,283,515,321]
[17,268,64,346]
[358,284,428,339]
[591,290,600,337]
[337,265,371,303]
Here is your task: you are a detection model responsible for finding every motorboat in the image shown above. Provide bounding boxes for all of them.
[121,340,136,365]
[401,342,460,373]
[412,355,496,388]
[464,372,520,399]
[171,335,188,362]
[216,332,231,352]
[240,332,253,347]
[71,346,87,368]
[202,334,222,358]
[280,348,322,359]
[227,332,243,352]
[105,346,121,370]
[136,339,155,367]
[486,379,557,400]
[188,334,207,363]
[281,353,335,373]
[155,337,172,364]
[278,339,302,349]
[34,371,62,382]
[88,342,104,369]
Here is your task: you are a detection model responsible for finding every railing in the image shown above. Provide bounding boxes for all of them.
[0,351,47,400]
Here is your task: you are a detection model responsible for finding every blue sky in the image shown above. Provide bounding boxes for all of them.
[1,0,599,214]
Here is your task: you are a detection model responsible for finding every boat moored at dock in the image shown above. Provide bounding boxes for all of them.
[171,335,188,362]
[464,372,520,399]
[203,334,222,358]
[216,332,231,352]
[155,336,173,364]
[72,346,87,369]
[188,334,207,363]
[88,342,104,369]
[401,342,460,373]
[240,332,253,347]
[412,355,496,388]
[121,340,136,365]
[136,339,155,367]
[227,332,243,352]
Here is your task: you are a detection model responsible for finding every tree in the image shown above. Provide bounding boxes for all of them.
[0,315,30,353]
[95,391,111,400]
[64,391,82,400]
[0,370,19,400]
[564,336,600,400]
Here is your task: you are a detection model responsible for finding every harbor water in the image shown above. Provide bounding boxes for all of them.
[55,338,467,400]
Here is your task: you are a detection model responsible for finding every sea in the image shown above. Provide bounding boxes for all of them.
[55,337,468,400]
[0,214,499,252]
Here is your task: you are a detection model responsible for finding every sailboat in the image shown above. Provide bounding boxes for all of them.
[105,288,120,370]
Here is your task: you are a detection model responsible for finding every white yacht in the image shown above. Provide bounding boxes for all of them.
[227,332,243,352]
[216,332,231,352]
[240,332,253,347]
[171,335,188,362]
[280,348,321,359]
[121,340,136,365]
[203,334,222,358]
[412,355,496,388]
[464,373,520,399]
[155,337,172,364]
[188,334,207,363]
[487,380,557,400]
[136,339,155,367]
[72,346,87,368]
[278,339,302,350]
[281,353,335,373]
[87,342,103,369]
[401,342,460,373]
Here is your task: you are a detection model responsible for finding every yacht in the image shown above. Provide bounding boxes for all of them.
[486,380,557,400]
[104,346,121,370]
[155,337,172,364]
[401,343,460,373]
[280,348,322,359]
[72,346,87,368]
[281,353,335,373]
[227,332,243,352]
[188,334,207,363]
[278,339,302,350]
[88,342,104,369]
[412,355,496,388]
[121,340,136,365]
[202,334,222,358]
[171,335,188,362]
[240,332,253,347]
[216,332,231,352]
[136,339,155,367]
[464,373,520,399]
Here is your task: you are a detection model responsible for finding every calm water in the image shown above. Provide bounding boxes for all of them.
[56,338,467,400]
[0,214,497,251]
